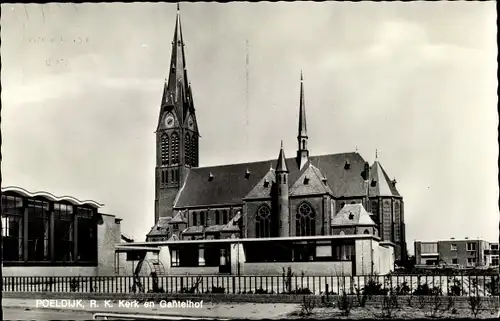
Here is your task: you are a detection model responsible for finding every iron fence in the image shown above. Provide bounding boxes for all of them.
[2,274,499,296]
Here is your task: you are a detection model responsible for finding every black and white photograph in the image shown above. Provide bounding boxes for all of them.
[0,1,498,320]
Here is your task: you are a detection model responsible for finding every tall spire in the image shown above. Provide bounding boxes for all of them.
[161,3,191,119]
[276,140,288,172]
[296,71,309,170]
[298,70,307,139]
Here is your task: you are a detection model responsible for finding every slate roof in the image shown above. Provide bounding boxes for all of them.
[175,152,376,208]
[331,203,376,226]
[182,225,204,235]
[290,163,334,196]
[244,169,275,199]
[204,225,226,233]
[169,211,187,224]
[147,217,171,236]
[369,161,400,197]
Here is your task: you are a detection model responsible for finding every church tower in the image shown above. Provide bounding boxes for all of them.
[276,141,290,237]
[297,71,309,169]
[155,4,200,224]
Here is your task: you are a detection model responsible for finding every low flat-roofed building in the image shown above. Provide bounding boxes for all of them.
[1,186,121,276]
[115,233,395,276]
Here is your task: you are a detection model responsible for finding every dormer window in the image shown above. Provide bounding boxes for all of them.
[321,177,327,184]
[344,160,351,170]
[304,176,310,185]
[348,213,354,220]
[371,178,377,187]
[209,172,214,181]
[263,179,269,188]
[392,178,397,186]
[245,169,251,179]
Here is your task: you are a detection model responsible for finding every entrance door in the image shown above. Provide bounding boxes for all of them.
[218,248,231,274]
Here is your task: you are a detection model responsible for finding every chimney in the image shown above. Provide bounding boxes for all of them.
[245,169,251,179]
[208,172,214,181]
[344,160,351,170]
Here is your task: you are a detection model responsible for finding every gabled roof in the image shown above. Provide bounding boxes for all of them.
[169,211,187,224]
[331,203,376,226]
[168,234,180,241]
[174,152,390,208]
[147,217,171,237]
[276,141,288,172]
[222,211,242,232]
[204,225,225,233]
[244,169,275,200]
[369,161,400,197]
[182,225,204,235]
[290,164,333,196]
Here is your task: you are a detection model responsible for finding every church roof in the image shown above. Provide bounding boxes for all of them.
[369,161,400,197]
[290,163,333,196]
[244,168,275,199]
[147,217,171,236]
[331,203,376,226]
[168,211,187,224]
[174,152,382,208]
[182,225,204,235]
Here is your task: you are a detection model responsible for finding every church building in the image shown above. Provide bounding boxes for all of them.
[145,6,407,269]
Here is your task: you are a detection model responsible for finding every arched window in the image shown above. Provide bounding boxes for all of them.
[171,132,179,164]
[215,210,220,225]
[161,134,169,165]
[191,136,198,166]
[222,210,228,225]
[296,202,315,237]
[185,133,191,165]
[364,229,370,235]
[255,205,271,238]
[371,201,379,220]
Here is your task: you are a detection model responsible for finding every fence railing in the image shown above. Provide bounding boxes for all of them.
[2,274,499,296]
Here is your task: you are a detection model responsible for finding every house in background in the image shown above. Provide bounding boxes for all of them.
[414,238,497,269]
[1,186,121,276]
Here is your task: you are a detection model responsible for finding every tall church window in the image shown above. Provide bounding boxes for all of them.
[394,202,401,242]
[171,132,179,164]
[222,210,228,224]
[371,201,379,221]
[200,211,205,227]
[76,207,97,262]
[161,134,169,165]
[296,202,315,237]
[255,205,271,238]
[185,133,191,165]
[192,212,198,226]
[192,136,198,166]
[215,211,220,225]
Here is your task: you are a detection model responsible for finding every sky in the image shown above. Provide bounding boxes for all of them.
[1,2,498,250]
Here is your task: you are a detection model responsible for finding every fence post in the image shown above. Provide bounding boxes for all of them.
[326,283,329,302]
[232,276,236,294]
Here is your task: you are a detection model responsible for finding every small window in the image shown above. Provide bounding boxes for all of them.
[467,257,476,266]
[222,210,228,225]
[452,258,458,264]
[215,211,220,225]
[450,244,457,251]
[200,211,205,226]
[192,212,198,226]
[467,243,476,251]
[363,229,370,235]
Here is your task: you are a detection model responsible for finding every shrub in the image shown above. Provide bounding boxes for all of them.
[337,292,354,317]
[380,293,399,319]
[299,295,317,316]
[413,283,442,296]
[363,278,389,297]
[211,286,225,294]
[395,281,411,295]
[69,278,79,292]
[447,277,462,296]
[468,294,483,318]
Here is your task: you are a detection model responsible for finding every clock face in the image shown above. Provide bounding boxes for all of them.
[165,114,175,128]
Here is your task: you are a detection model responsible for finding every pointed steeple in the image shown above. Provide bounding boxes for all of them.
[161,3,191,120]
[298,70,307,139]
[276,141,288,172]
[296,71,309,169]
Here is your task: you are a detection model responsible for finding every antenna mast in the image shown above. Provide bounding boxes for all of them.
[245,39,249,145]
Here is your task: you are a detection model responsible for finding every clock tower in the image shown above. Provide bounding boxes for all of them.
[154,4,200,223]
